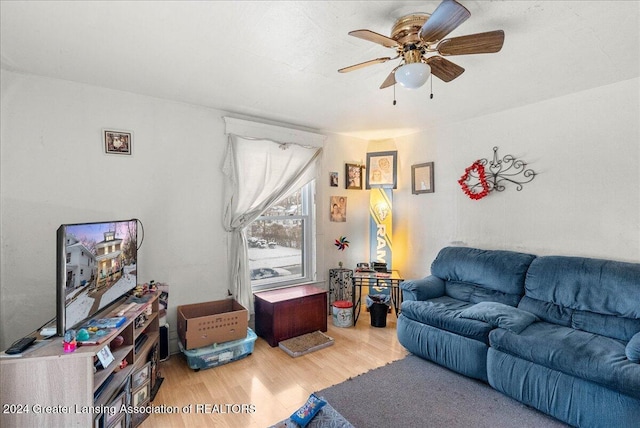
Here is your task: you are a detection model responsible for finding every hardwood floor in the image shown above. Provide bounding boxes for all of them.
[143,311,408,427]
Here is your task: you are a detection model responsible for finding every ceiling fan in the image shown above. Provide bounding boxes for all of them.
[338,0,505,90]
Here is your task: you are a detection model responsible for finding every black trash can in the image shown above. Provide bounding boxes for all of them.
[366,294,390,328]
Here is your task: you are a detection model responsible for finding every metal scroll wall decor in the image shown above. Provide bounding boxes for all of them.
[458,146,536,200]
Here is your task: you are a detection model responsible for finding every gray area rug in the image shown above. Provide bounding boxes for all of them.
[315,354,570,428]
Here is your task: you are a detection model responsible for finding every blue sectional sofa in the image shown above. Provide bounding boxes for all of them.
[397,246,640,428]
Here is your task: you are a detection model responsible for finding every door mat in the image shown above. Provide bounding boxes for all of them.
[278,331,334,358]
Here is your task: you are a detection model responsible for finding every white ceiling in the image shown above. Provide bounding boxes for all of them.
[1,1,638,140]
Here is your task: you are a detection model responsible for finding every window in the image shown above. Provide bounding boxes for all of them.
[248,180,315,290]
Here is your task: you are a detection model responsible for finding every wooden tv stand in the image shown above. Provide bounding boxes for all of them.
[0,292,161,427]
[254,285,328,347]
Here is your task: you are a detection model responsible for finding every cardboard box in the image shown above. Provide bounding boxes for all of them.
[177,299,248,350]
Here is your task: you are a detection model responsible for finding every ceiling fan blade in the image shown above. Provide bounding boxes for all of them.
[438,30,505,55]
[338,57,392,73]
[379,66,401,89]
[419,0,470,44]
[349,29,400,48]
[425,56,465,82]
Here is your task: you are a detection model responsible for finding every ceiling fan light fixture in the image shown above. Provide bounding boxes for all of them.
[395,63,431,89]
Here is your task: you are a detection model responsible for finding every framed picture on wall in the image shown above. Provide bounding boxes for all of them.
[103,129,132,156]
[330,196,347,222]
[366,151,397,189]
[345,163,363,189]
[412,162,435,194]
[330,172,339,187]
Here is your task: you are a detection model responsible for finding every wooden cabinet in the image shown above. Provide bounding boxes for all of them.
[0,292,160,427]
[254,285,327,347]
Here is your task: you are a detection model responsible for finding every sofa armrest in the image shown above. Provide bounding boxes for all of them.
[400,276,445,301]
[626,332,640,363]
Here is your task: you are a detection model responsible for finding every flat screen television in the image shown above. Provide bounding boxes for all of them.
[56,219,139,337]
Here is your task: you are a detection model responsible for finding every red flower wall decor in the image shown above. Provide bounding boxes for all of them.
[458,147,537,200]
[458,160,490,200]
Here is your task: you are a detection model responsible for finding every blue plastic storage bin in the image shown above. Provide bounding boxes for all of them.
[178,327,257,371]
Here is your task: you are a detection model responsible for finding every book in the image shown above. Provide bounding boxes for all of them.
[88,316,127,329]
[134,334,148,353]
[93,373,114,400]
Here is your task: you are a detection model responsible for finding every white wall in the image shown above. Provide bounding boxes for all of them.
[321,134,369,270]
[0,71,231,349]
[393,78,640,279]
[2,70,638,350]
[0,70,355,350]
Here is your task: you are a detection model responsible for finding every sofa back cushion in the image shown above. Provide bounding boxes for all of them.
[431,247,536,307]
[517,296,573,327]
[572,309,640,342]
[523,256,640,341]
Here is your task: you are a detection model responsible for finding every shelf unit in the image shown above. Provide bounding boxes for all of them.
[0,292,160,427]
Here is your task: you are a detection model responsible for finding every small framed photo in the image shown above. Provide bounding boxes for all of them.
[366,151,397,189]
[132,362,151,390]
[330,172,339,187]
[412,162,435,194]
[97,345,115,369]
[104,390,126,427]
[103,129,132,156]
[105,413,126,428]
[132,381,150,407]
[345,163,363,190]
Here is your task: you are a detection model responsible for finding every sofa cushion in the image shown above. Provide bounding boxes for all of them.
[489,322,640,399]
[517,296,573,327]
[431,247,536,297]
[572,309,640,342]
[524,256,640,320]
[401,297,493,344]
[627,332,640,363]
[446,280,521,307]
[459,302,538,334]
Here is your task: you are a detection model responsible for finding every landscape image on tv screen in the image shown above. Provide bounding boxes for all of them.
[63,220,137,329]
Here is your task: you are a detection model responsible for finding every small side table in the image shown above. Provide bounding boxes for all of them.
[352,270,404,326]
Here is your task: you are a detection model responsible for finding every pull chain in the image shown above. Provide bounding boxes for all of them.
[392,80,433,104]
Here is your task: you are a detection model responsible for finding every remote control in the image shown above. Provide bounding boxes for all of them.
[5,336,36,355]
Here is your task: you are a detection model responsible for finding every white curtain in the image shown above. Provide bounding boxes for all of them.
[222,117,324,314]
